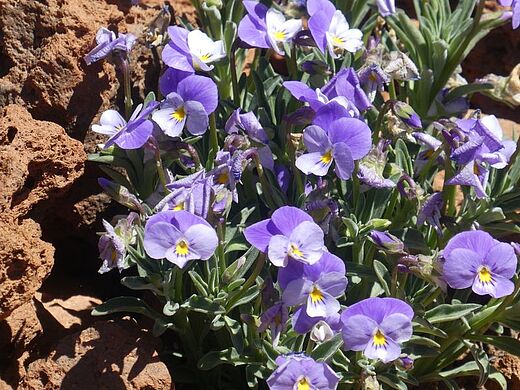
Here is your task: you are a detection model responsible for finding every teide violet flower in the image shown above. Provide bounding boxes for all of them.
[267,354,339,390]
[92,101,159,149]
[144,210,218,268]
[238,1,302,55]
[244,206,325,267]
[162,27,225,72]
[442,230,518,298]
[84,27,137,65]
[225,109,269,144]
[340,297,414,363]
[307,0,363,58]
[152,74,218,137]
[258,302,289,346]
[499,0,519,29]
[281,252,347,318]
[98,213,138,274]
[296,117,372,180]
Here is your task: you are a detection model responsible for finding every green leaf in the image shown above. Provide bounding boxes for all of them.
[470,342,490,387]
[407,335,440,349]
[226,285,259,311]
[444,83,493,102]
[467,335,520,357]
[373,260,391,296]
[425,303,481,324]
[144,91,156,106]
[181,295,225,315]
[222,247,259,284]
[488,368,508,390]
[188,270,208,296]
[378,373,407,390]
[310,334,344,362]
[197,348,254,370]
[477,207,506,225]
[120,276,160,293]
[412,316,448,339]
[224,316,244,354]
[92,296,159,319]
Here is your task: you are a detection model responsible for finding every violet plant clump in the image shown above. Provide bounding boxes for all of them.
[87,0,520,388]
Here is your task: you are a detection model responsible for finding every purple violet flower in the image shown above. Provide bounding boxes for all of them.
[375,0,396,17]
[281,252,347,318]
[442,230,518,298]
[307,0,363,58]
[238,1,302,55]
[369,231,405,254]
[321,68,372,112]
[447,116,516,198]
[84,27,137,65]
[162,27,225,72]
[358,63,390,102]
[244,206,325,267]
[98,213,138,274]
[340,297,414,363]
[258,302,289,346]
[92,101,159,149]
[143,210,218,268]
[417,192,444,235]
[152,74,218,137]
[499,0,519,29]
[266,354,339,390]
[295,117,372,180]
[283,81,359,117]
[225,109,269,144]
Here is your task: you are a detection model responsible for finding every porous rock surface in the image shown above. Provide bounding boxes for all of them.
[18,318,172,390]
[0,105,85,321]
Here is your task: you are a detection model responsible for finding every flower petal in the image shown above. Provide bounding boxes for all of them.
[282,278,313,306]
[185,100,209,136]
[341,314,377,351]
[444,248,482,290]
[268,234,291,267]
[244,219,280,252]
[328,118,372,160]
[296,151,332,177]
[178,75,218,114]
[270,206,313,237]
[184,223,218,260]
[144,221,182,259]
[472,274,515,298]
[332,142,354,180]
[364,334,401,363]
[484,242,517,279]
[379,313,413,344]
[290,221,325,265]
[306,290,340,318]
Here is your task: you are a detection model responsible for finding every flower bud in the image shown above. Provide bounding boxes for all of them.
[397,355,414,370]
[392,101,422,129]
[369,230,405,254]
[310,321,334,343]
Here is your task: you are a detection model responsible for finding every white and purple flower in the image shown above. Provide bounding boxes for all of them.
[152,74,218,137]
[143,210,218,268]
[340,297,414,363]
[295,116,372,180]
[266,354,339,390]
[307,0,363,58]
[244,206,325,267]
[442,230,518,298]
[238,1,302,55]
[162,27,226,72]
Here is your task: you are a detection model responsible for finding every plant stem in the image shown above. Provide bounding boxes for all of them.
[230,43,240,106]
[217,220,226,274]
[120,56,133,120]
[225,253,265,312]
[208,113,219,168]
[154,145,170,194]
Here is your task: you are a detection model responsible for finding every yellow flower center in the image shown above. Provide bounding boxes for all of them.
[175,240,189,256]
[320,149,333,164]
[199,53,211,62]
[474,163,481,175]
[289,243,303,258]
[111,249,118,262]
[373,329,386,347]
[309,286,324,303]
[332,36,344,46]
[478,266,493,283]
[297,377,311,390]
[173,203,184,211]
[171,106,186,122]
[217,172,229,184]
[274,31,286,41]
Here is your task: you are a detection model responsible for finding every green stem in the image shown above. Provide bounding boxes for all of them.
[373,100,392,144]
[225,253,266,312]
[120,57,133,120]
[389,80,397,100]
[217,220,226,274]
[154,146,170,194]
[254,154,276,209]
[230,44,240,106]
[208,113,219,168]
[441,153,457,217]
